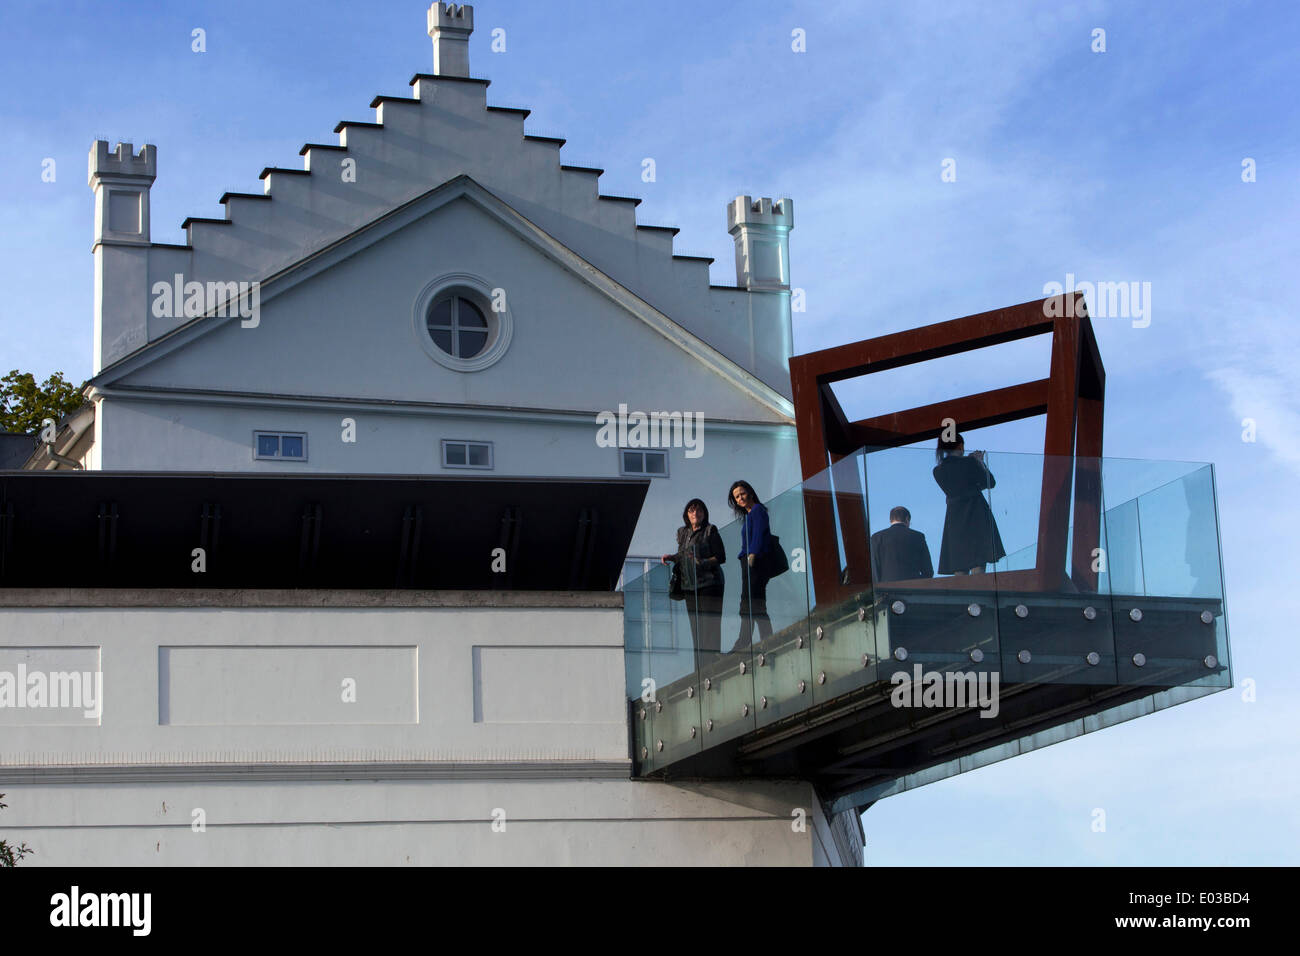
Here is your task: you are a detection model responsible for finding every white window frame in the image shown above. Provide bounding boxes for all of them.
[412,272,514,373]
[441,439,494,470]
[253,430,308,462]
[618,447,669,478]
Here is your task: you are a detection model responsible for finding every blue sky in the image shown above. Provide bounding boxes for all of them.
[1,0,1297,864]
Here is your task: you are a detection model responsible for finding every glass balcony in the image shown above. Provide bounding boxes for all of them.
[625,447,1231,806]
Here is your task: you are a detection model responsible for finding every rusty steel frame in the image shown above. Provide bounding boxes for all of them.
[789,293,1105,606]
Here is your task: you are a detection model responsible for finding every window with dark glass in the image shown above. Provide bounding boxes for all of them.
[426,295,490,359]
[253,431,307,461]
[442,439,493,470]
[620,449,668,477]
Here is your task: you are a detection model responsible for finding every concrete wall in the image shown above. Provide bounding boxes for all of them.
[0,590,854,866]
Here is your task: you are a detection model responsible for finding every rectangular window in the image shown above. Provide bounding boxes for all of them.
[619,448,668,477]
[442,440,493,470]
[253,431,308,461]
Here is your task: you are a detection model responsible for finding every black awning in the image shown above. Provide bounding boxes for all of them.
[0,472,648,590]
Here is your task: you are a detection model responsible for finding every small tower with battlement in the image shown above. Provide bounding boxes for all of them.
[89,141,156,247]
[428,2,474,77]
[728,195,795,380]
[88,141,156,373]
[728,195,793,292]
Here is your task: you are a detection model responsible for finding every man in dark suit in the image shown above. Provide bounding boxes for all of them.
[870,506,934,583]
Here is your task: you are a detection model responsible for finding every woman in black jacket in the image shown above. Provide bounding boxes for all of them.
[933,434,1006,574]
[661,498,726,657]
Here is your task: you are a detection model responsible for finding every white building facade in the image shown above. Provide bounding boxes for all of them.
[1,4,865,865]
[71,2,802,579]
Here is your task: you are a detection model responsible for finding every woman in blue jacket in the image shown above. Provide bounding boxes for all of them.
[728,479,773,651]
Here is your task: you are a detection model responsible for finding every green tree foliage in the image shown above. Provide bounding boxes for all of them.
[0,369,86,434]
[0,794,33,866]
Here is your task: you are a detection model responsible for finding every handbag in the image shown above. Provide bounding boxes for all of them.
[764,533,790,578]
[668,561,685,601]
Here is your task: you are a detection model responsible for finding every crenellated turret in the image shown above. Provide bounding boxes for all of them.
[88,141,157,372]
[728,195,794,291]
[89,141,156,247]
[428,2,474,77]
[727,196,795,388]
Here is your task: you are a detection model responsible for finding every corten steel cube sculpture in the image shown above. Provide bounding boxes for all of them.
[789,292,1104,606]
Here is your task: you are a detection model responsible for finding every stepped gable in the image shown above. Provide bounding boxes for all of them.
[170,67,718,326]
[122,3,791,396]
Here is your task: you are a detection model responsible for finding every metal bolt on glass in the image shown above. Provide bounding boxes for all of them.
[891,600,906,615]
[655,700,663,713]
[1204,654,1218,669]
[760,695,768,709]
[757,652,766,667]
[639,708,646,721]
[967,603,981,617]
[818,671,826,685]
[1129,608,1143,622]
[1086,651,1101,666]
[1017,649,1032,664]
[862,654,871,668]
[656,739,663,752]
[739,660,747,675]
[1200,610,1214,624]
[742,703,750,717]
[704,677,712,691]
[815,625,824,640]
[1083,606,1097,621]
[707,719,714,731]
[1014,604,1029,618]
[970,648,984,663]
[1132,652,1147,667]
[798,680,807,694]
[796,635,805,649]
[690,726,697,738]
[686,686,695,698]
[893,647,908,661]
[857,606,867,622]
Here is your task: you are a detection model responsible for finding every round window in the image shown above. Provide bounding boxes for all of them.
[427,294,490,359]
[412,275,513,373]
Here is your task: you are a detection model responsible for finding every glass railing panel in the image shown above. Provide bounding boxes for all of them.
[1137,464,1223,600]
[624,568,654,769]
[1124,463,1228,688]
[862,446,1000,700]
[988,452,1118,686]
[634,561,701,770]
[803,449,876,705]
[1100,460,1229,690]
[1101,498,1144,596]
[749,480,814,725]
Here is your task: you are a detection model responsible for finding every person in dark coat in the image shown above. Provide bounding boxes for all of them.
[870,505,934,583]
[662,498,726,658]
[728,479,773,651]
[933,434,1006,574]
